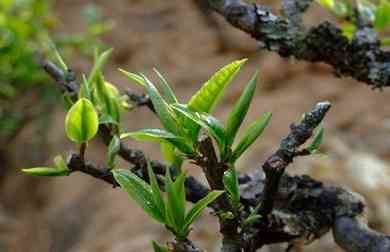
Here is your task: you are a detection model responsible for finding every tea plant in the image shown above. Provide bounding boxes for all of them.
[23,50,328,251]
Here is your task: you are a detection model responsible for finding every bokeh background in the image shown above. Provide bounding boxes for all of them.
[2,0,390,251]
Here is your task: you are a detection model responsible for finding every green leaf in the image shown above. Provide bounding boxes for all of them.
[183,190,224,232]
[95,73,121,123]
[306,125,324,154]
[160,142,184,170]
[21,167,70,176]
[107,135,120,168]
[152,241,169,252]
[141,74,180,135]
[121,128,194,155]
[119,69,146,87]
[79,74,92,100]
[164,169,186,236]
[147,161,166,222]
[171,104,226,153]
[65,98,99,143]
[242,214,262,227]
[53,47,68,71]
[88,48,113,84]
[230,112,272,163]
[188,59,247,113]
[316,0,334,10]
[223,168,240,209]
[22,155,70,177]
[153,68,178,104]
[112,169,165,223]
[374,0,390,30]
[225,71,258,147]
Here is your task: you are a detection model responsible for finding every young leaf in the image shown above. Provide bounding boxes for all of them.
[188,59,247,113]
[306,125,324,154]
[88,48,113,84]
[223,168,240,209]
[171,104,226,152]
[160,142,184,170]
[107,135,120,168]
[242,214,262,227]
[119,69,146,87]
[152,241,169,252]
[22,155,70,177]
[183,190,224,232]
[21,167,70,176]
[121,128,194,155]
[147,161,166,221]
[65,98,99,143]
[141,74,180,135]
[164,169,186,236]
[230,112,272,163]
[112,169,165,223]
[79,74,92,100]
[95,73,121,123]
[225,71,258,147]
[153,68,178,104]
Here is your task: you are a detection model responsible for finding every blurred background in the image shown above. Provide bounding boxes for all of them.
[2,0,390,251]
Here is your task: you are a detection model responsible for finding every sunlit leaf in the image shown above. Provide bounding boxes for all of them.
[230,112,272,163]
[183,190,224,232]
[225,71,258,147]
[21,167,70,176]
[121,128,194,155]
[223,168,240,209]
[119,69,145,87]
[107,135,120,168]
[65,98,99,143]
[88,48,113,84]
[153,68,178,104]
[147,161,165,221]
[188,59,247,113]
[112,169,165,223]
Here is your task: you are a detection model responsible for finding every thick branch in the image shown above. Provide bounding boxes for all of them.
[208,0,390,89]
[259,101,331,217]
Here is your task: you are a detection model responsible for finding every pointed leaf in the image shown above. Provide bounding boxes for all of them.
[225,71,258,147]
[121,128,194,155]
[141,74,180,135]
[160,142,184,169]
[95,73,121,123]
[153,68,178,104]
[231,112,272,163]
[119,69,145,87]
[171,104,226,152]
[65,98,99,143]
[165,169,186,236]
[88,48,113,84]
[152,241,169,252]
[112,169,165,223]
[306,125,324,153]
[147,161,166,221]
[184,190,224,231]
[188,59,247,113]
[107,135,120,168]
[22,167,70,176]
[223,168,240,209]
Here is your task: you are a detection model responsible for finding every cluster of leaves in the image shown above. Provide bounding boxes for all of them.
[316,0,390,43]
[120,59,272,168]
[23,49,325,251]
[0,0,111,143]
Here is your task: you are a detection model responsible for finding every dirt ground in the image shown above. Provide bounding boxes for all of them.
[2,0,390,251]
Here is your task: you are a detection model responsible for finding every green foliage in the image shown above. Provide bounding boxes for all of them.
[22,155,70,176]
[223,168,241,209]
[230,112,272,163]
[112,163,223,240]
[306,124,324,154]
[65,98,99,144]
[152,241,169,252]
[107,135,120,168]
[0,0,110,142]
[317,0,390,43]
[120,59,271,164]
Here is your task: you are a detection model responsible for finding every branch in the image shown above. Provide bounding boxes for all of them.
[259,101,331,217]
[207,0,390,89]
